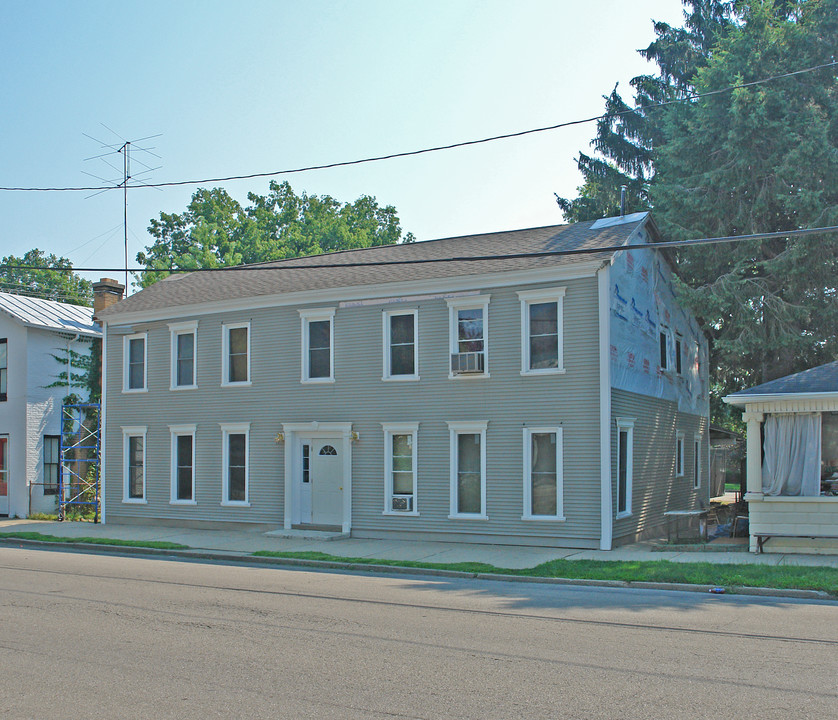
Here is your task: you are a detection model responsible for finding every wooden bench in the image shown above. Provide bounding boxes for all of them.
[754,533,838,553]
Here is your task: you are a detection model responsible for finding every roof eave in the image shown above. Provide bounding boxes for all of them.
[723,390,838,406]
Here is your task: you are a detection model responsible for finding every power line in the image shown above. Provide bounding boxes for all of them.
[2,224,837,275]
[1,60,835,193]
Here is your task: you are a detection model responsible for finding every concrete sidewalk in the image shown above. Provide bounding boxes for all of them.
[3,518,838,569]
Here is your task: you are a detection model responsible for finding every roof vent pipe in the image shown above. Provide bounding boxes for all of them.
[620,185,627,217]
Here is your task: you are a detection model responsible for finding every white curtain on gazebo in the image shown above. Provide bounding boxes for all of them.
[762,413,821,496]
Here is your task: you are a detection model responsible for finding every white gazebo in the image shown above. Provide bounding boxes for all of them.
[724,361,838,554]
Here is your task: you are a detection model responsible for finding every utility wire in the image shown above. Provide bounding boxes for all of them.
[2,224,837,275]
[1,60,835,193]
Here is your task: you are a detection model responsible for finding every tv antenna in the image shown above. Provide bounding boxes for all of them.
[83,125,162,295]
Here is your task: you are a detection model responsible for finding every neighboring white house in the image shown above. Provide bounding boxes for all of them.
[725,361,838,554]
[0,292,101,517]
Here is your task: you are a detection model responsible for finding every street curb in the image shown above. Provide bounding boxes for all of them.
[2,536,835,602]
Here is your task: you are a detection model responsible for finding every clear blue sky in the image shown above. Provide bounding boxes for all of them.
[0,0,685,287]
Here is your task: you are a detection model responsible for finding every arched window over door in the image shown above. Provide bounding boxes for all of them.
[319,445,337,456]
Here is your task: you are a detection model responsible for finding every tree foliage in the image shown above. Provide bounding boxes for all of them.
[137,181,415,288]
[0,249,92,306]
[558,0,838,425]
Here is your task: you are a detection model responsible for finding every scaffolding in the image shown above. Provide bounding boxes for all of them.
[58,403,101,522]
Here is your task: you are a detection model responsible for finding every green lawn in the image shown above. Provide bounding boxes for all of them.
[252,550,838,596]
[0,531,188,550]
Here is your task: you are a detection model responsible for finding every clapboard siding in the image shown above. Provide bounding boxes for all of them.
[611,388,709,542]
[105,276,604,545]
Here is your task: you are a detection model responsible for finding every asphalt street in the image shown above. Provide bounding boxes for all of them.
[1,546,836,719]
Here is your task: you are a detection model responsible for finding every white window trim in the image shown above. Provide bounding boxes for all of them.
[522,426,565,521]
[299,307,336,383]
[220,422,251,507]
[381,422,419,516]
[676,430,685,477]
[122,332,148,393]
[169,424,197,505]
[447,420,488,519]
[446,294,490,380]
[518,287,566,376]
[616,417,634,519]
[221,322,251,387]
[381,309,419,381]
[693,433,702,490]
[121,426,147,504]
[169,320,198,391]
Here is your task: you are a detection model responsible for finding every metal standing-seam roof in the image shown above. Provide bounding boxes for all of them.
[0,292,100,337]
[98,214,654,320]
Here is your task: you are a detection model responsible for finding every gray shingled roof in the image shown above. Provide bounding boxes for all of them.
[99,215,650,319]
[0,292,100,337]
[728,360,838,398]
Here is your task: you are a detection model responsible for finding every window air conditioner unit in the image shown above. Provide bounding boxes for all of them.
[451,352,484,374]
[391,495,413,512]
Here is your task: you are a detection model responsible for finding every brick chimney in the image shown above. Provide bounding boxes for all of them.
[92,278,125,323]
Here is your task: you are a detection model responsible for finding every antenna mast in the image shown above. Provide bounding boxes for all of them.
[119,141,130,293]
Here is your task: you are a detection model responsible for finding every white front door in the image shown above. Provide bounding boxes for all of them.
[0,436,8,516]
[310,438,343,527]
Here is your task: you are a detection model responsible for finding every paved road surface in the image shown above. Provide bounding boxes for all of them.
[1,547,836,719]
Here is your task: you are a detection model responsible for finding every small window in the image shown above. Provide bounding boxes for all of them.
[123,333,147,392]
[43,435,60,495]
[170,321,198,389]
[448,421,487,518]
[221,423,249,505]
[0,338,7,401]
[675,334,683,375]
[518,288,565,375]
[693,435,701,489]
[319,445,337,456]
[659,330,669,371]
[383,310,418,380]
[170,425,196,504]
[523,427,563,520]
[382,423,419,514]
[616,417,634,517]
[302,444,310,483]
[222,323,250,385]
[300,308,335,382]
[676,431,685,477]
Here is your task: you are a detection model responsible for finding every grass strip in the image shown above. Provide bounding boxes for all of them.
[0,531,188,551]
[252,550,838,596]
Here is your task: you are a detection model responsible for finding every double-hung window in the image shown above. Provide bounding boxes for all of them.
[299,308,335,383]
[518,288,565,375]
[447,295,489,378]
[447,421,487,519]
[170,424,196,504]
[382,423,418,514]
[693,434,702,489]
[659,328,671,372]
[0,338,7,401]
[616,417,634,518]
[675,333,683,375]
[382,310,418,380]
[169,321,198,389]
[221,423,249,506]
[676,430,685,477]
[523,427,564,520]
[43,435,60,496]
[122,427,146,502]
[123,333,147,392]
[222,322,250,385]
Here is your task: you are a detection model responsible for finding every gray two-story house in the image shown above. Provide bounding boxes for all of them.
[97,212,709,549]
